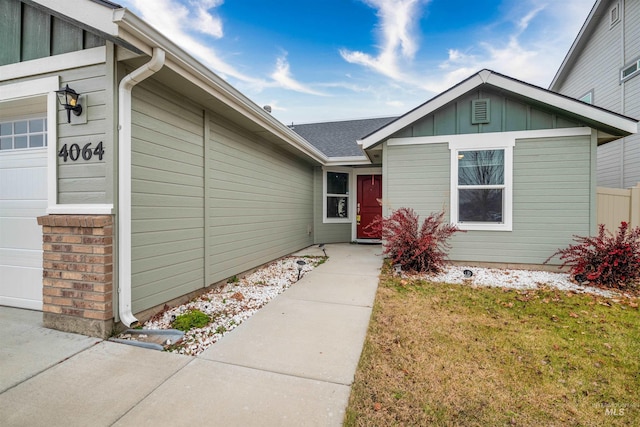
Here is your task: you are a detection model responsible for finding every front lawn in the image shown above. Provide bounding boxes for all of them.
[345,264,640,426]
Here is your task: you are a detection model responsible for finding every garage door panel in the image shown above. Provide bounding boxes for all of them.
[0,265,43,310]
[0,167,47,199]
[0,248,42,268]
[0,147,46,310]
[0,217,45,250]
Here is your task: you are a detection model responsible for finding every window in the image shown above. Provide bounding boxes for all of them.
[450,141,513,231]
[324,170,350,222]
[621,59,640,82]
[0,117,47,151]
[579,91,593,104]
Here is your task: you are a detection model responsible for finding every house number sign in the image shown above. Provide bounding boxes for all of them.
[58,142,104,162]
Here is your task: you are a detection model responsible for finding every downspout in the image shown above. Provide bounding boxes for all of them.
[118,48,165,326]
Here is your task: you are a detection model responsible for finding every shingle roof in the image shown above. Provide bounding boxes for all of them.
[290,117,398,157]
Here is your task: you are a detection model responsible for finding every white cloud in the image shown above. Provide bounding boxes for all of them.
[434,0,593,90]
[122,0,262,85]
[190,0,224,38]
[340,0,427,79]
[270,54,327,96]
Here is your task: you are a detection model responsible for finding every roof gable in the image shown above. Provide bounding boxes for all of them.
[359,69,638,149]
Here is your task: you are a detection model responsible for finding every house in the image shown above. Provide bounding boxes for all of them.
[550,0,640,189]
[1,1,636,339]
[355,70,636,265]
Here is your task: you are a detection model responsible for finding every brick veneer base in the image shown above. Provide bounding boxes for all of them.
[37,215,114,338]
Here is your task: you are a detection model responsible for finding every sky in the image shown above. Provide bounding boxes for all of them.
[117,0,596,125]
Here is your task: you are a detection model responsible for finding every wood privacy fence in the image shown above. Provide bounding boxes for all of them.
[596,183,640,233]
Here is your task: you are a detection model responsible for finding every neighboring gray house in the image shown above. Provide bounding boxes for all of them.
[550,0,640,188]
[1,1,637,339]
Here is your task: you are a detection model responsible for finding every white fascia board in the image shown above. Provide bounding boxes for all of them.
[112,10,328,165]
[486,73,639,134]
[0,47,106,81]
[28,0,120,36]
[325,156,371,166]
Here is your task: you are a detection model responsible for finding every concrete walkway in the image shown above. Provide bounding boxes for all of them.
[0,243,382,426]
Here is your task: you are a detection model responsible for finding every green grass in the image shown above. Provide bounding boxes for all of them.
[345,265,640,426]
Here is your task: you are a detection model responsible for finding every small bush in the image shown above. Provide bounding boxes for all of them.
[365,208,462,274]
[172,309,211,331]
[545,221,640,290]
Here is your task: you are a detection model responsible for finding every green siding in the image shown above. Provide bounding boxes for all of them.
[52,18,83,55]
[129,78,316,314]
[131,83,205,314]
[207,114,314,284]
[0,0,21,65]
[384,143,450,213]
[384,134,594,265]
[395,88,582,138]
[57,64,110,204]
[21,3,50,61]
[0,0,105,66]
[312,167,351,244]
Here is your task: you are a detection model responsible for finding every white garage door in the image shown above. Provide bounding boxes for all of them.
[0,117,48,310]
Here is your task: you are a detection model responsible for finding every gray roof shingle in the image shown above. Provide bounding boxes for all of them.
[290,116,398,157]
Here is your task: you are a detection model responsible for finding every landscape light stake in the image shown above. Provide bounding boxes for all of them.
[296,260,306,281]
[318,243,327,257]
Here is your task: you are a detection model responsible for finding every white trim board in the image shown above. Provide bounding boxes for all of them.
[0,47,106,81]
[388,127,593,147]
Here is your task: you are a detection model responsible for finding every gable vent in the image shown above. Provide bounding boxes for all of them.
[471,99,490,124]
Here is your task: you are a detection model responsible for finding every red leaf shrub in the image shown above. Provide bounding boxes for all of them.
[545,222,640,290]
[365,208,462,273]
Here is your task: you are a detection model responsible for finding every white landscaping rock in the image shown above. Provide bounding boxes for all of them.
[118,257,319,356]
[419,265,618,297]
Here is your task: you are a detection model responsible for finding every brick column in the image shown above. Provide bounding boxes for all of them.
[37,215,114,338]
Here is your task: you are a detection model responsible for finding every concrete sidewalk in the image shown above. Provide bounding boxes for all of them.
[0,243,382,426]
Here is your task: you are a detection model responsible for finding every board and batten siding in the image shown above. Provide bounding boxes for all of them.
[312,167,351,244]
[383,134,594,265]
[207,114,314,284]
[130,83,205,314]
[0,0,105,66]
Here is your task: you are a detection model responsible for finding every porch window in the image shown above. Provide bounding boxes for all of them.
[450,142,513,231]
[324,170,350,222]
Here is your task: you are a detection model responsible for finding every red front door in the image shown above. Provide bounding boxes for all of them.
[357,174,382,239]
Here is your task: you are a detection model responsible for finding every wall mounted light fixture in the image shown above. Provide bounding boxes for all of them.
[55,84,83,123]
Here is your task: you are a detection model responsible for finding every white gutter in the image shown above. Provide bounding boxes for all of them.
[118,47,165,327]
